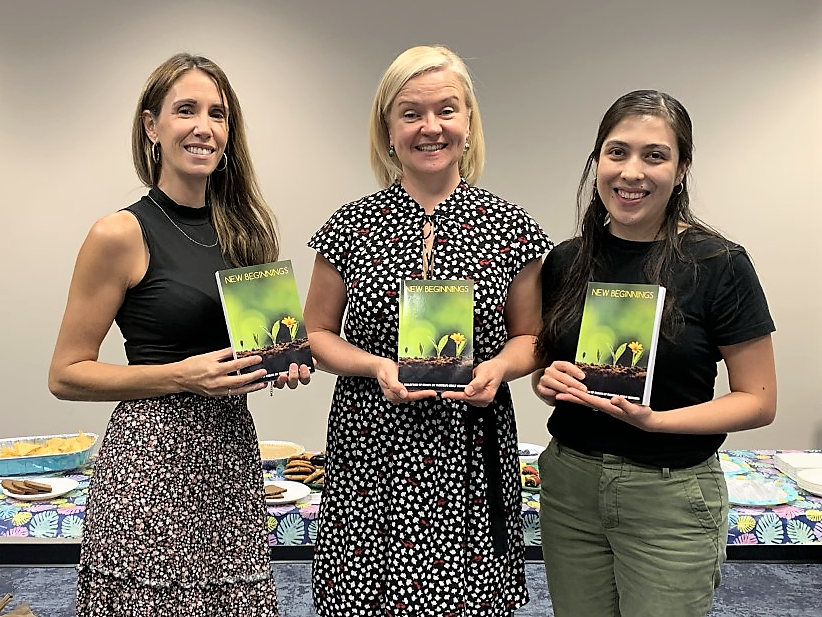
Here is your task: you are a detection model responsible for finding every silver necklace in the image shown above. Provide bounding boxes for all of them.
[147,194,218,248]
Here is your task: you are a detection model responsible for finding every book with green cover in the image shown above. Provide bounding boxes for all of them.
[575,281,666,405]
[398,279,474,391]
[215,260,313,383]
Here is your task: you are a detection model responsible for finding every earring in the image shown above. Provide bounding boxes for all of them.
[151,142,161,163]
[464,139,470,152]
[388,144,395,157]
[673,183,684,195]
[216,152,228,172]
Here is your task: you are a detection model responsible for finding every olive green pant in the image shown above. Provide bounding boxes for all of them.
[539,439,728,617]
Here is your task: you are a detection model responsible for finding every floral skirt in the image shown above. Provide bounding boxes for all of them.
[75,393,278,617]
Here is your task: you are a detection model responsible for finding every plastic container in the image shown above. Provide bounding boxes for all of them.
[0,433,98,476]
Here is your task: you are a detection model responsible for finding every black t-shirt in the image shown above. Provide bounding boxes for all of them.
[115,188,230,365]
[541,229,775,468]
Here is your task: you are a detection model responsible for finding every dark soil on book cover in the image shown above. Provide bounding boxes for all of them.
[398,357,473,390]
[579,363,647,400]
[238,338,312,375]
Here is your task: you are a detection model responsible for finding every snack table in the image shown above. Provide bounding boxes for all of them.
[520,449,822,562]
[1,450,820,564]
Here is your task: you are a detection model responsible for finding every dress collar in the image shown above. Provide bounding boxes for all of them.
[390,179,470,216]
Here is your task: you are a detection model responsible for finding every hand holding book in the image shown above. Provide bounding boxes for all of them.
[574,282,665,405]
[375,356,437,404]
[535,281,665,423]
[215,260,314,385]
[397,280,474,392]
[535,360,663,430]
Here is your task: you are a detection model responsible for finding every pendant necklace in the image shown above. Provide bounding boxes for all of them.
[422,213,436,279]
[147,194,218,248]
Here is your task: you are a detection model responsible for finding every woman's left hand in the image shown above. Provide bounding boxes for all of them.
[559,387,661,432]
[271,362,314,390]
[441,359,504,407]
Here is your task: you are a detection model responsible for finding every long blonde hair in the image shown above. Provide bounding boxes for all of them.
[131,53,278,266]
[368,45,486,188]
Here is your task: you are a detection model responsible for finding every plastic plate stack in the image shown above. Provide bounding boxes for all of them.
[774,452,822,498]
[796,469,822,497]
[773,452,822,481]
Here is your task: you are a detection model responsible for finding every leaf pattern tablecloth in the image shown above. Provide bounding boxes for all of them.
[518,449,822,547]
[722,450,822,545]
[2,451,820,547]
[0,461,322,546]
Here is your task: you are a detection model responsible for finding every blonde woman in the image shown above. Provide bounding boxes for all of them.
[304,45,552,616]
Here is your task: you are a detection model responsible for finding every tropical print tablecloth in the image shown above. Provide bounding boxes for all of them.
[262,469,321,546]
[2,451,820,547]
[0,465,90,539]
[722,450,822,545]
[0,461,321,546]
[518,449,822,547]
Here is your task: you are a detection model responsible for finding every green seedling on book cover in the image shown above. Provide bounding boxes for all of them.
[216,260,313,380]
[575,282,664,403]
[398,280,474,390]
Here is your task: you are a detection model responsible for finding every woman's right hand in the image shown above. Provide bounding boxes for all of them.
[375,356,437,404]
[175,347,268,398]
[532,361,587,406]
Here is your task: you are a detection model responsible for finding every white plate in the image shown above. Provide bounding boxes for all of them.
[797,468,822,484]
[719,454,749,475]
[518,443,545,463]
[1,477,80,501]
[797,482,822,498]
[264,480,311,505]
[797,469,822,496]
[726,475,798,506]
[775,452,822,470]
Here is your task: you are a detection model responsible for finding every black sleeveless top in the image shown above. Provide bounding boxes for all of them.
[115,188,231,365]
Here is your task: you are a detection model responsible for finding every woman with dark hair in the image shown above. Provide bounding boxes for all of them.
[533,90,776,617]
[49,53,310,616]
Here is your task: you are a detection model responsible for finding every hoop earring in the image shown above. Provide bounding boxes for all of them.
[151,142,160,163]
[673,183,684,195]
[464,139,470,152]
[216,152,228,172]
[388,145,395,157]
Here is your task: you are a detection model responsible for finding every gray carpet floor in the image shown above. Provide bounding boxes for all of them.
[0,562,820,616]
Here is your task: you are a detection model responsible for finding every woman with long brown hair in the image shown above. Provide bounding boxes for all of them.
[49,53,311,616]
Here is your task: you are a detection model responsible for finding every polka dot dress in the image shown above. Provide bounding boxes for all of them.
[308,181,553,616]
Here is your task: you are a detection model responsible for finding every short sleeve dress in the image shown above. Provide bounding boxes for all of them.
[308,181,553,617]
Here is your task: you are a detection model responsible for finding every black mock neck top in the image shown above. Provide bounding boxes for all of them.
[115,188,230,365]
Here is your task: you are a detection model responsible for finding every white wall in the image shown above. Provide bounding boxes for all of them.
[2,0,820,452]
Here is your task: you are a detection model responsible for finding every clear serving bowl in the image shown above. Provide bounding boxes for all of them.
[517,442,545,465]
[0,433,98,476]
[259,440,305,475]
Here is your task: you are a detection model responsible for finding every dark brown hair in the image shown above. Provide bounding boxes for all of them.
[132,53,278,266]
[537,90,722,359]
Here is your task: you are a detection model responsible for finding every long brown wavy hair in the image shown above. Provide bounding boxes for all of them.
[537,90,723,360]
[131,53,278,267]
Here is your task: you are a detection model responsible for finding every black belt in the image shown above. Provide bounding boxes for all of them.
[467,388,509,558]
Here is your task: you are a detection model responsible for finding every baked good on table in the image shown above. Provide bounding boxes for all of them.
[283,452,326,486]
